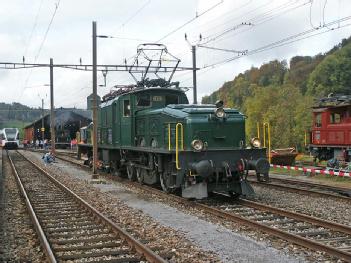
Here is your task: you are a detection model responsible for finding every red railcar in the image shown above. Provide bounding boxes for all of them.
[309,95,351,162]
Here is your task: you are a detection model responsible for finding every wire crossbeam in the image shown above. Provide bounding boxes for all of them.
[0,62,195,72]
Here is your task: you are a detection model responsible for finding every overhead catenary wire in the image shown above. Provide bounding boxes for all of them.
[201,0,311,45]
[118,0,151,30]
[201,16,351,70]
[156,0,224,43]
[34,0,61,62]
[22,0,61,101]
[309,0,321,29]
[170,0,311,76]
[175,14,351,87]
[23,0,44,59]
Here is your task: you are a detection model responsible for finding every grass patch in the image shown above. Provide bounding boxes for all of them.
[270,166,351,187]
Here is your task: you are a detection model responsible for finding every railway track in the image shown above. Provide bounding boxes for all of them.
[48,151,351,261]
[7,150,167,263]
[51,148,351,200]
[248,175,351,200]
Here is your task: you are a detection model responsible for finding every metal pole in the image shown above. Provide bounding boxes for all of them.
[41,98,45,144]
[192,45,197,104]
[92,21,98,177]
[50,58,56,155]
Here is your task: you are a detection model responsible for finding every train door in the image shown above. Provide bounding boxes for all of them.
[112,101,120,146]
[120,96,133,146]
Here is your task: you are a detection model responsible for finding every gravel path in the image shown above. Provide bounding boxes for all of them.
[0,151,45,262]
[103,186,299,263]
[23,150,304,263]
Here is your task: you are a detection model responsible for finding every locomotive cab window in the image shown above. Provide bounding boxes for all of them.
[137,94,150,107]
[330,112,342,124]
[123,100,131,117]
[315,113,322,127]
[165,94,179,105]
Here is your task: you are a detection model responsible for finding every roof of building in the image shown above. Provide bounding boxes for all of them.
[24,108,92,129]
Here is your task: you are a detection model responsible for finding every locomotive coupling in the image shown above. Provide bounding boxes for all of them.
[189,160,214,177]
[247,158,270,174]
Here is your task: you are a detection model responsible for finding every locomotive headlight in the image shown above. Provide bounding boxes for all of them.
[214,108,225,118]
[191,139,204,151]
[250,137,261,148]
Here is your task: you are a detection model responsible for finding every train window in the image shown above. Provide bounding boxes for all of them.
[314,131,321,140]
[315,113,322,127]
[123,100,131,117]
[137,94,150,107]
[165,95,179,105]
[330,113,342,124]
[153,96,162,102]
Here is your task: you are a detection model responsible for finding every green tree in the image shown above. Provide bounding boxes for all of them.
[244,84,310,150]
[307,42,351,96]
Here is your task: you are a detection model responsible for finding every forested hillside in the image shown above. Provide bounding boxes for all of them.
[202,37,351,151]
[0,102,43,129]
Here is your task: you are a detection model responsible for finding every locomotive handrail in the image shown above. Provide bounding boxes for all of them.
[263,122,271,162]
[168,123,171,151]
[175,123,184,170]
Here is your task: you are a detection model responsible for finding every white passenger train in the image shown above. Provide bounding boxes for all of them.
[0,128,20,149]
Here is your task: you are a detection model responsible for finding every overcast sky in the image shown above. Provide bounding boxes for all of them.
[0,0,350,109]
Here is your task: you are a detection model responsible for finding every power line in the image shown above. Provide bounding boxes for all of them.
[198,0,273,37]
[309,0,320,29]
[23,0,44,58]
[202,0,311,45]
[118,0,151,30]
[34,0,61,61]
[156,0,224,43]
[197,44,247,54]
[121,1,224,67]
[22,0,61,100]
[202,15,351,69]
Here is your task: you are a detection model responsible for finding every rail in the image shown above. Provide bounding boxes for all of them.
[9,150,167,263]
[7,150,57,263]
[48,151,351,261]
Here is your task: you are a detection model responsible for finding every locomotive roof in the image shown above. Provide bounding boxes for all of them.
[101,86,186,107]
[313,94,351,109]
[167,104,240,113]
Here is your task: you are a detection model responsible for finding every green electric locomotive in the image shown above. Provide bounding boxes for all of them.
[78,82,269,199]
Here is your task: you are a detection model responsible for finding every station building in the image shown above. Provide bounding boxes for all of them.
[24,108,92,148]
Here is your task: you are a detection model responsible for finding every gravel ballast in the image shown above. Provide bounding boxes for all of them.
[23,150,303,263]
[0,151,45,262]
[252,184,351,227]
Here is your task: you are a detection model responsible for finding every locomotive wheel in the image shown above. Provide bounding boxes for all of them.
[160,172,174,193]
[229,192,240,199]
[263,173,269,182]
[256,172,269,182]
[136,167,145,184]
[126,164,136,181]
[256,172,261,182]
